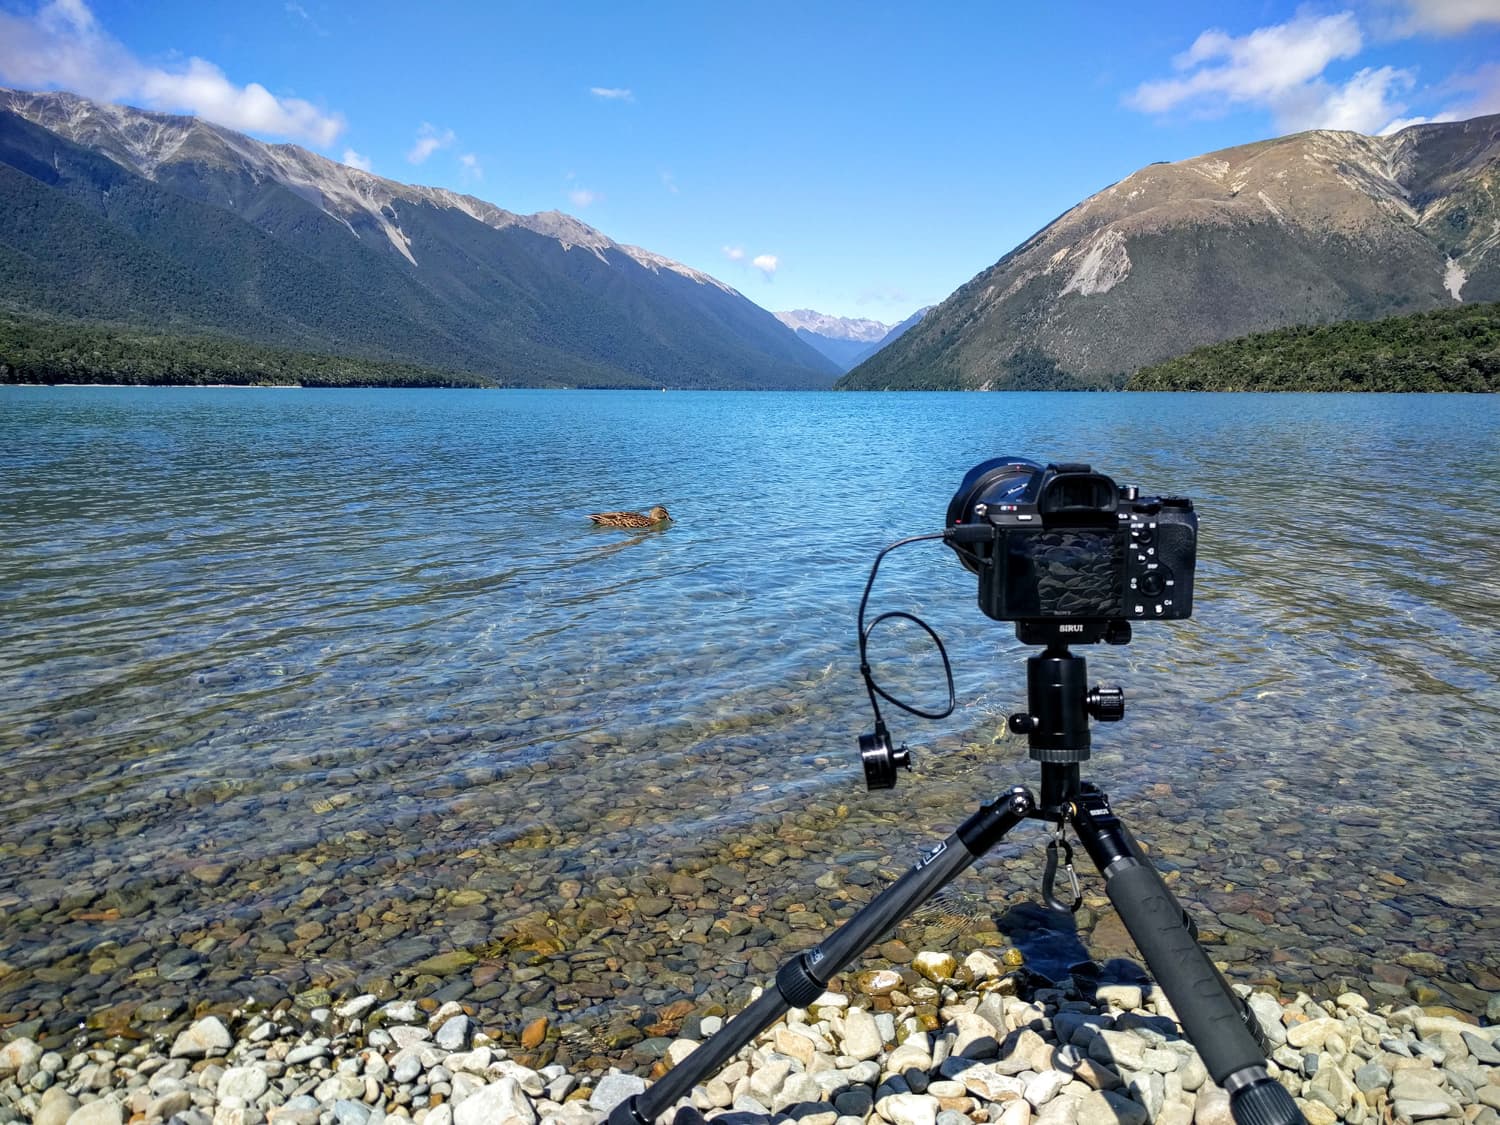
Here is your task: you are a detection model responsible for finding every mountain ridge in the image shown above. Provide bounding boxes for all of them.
[0,87,838,390]
[772,307,935,372]
[839,114,1500,390]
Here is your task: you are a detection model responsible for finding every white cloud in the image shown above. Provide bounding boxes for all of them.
[342,148,372,172]
[661,170,679,194]
[407,122,456,164]
[1399,0,1500,34]
[569,188,598,208]
[459,152,482,180]
[0,0,344,146]
[722,245,746,261]
[752,254,779,277]
[1318,66,1415,131]
[1127,12,1364,118]
[590,86,634,101]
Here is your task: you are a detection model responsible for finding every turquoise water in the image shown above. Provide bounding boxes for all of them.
[1,387,1498,1055]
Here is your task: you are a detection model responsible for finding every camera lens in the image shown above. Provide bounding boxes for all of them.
[947,457,1040,527]
[946,457,1041,575]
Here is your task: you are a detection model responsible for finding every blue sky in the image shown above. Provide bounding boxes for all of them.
[2,0,1498,325]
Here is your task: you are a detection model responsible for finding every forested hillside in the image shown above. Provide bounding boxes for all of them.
[1127,302,1500,391]
[0,315,495,388]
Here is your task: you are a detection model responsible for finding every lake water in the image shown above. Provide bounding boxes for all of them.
[1,387,1498,1067]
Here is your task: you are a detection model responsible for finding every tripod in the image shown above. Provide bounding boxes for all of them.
[609,632,1306,1125]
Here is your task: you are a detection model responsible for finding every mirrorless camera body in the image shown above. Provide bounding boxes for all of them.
[946,458,1197,630]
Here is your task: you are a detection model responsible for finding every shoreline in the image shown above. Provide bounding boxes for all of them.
[3,949,1497,1125]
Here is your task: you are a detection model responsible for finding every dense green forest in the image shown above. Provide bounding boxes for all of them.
[1127,301,1500,392]
[0,315,494,388]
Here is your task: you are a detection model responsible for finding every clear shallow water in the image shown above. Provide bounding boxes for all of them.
[1,387,1498,1059]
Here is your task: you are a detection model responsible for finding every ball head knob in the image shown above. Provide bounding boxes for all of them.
[1086,686,1125,722]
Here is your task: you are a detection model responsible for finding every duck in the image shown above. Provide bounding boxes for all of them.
[587,505,672,529]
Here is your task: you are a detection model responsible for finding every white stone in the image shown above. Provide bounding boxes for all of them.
[841,1007,884,1061]
[1076,1088,1147,1125]
[334,994,378,1020]
[964,950,1005,981]
[955,1063,1027,1102]
[1285,1017,1343,1051]
[455,1077,538,1125]
[0,1038,43,1075]
[875,1092,937,1125]
[587,1074,646,1116]
[1024,1069,1071,1107]
[168,1017,233,1059]
[217,1066,269,1103]
[64,1100,124,1125]
[1094,984,1142,1010]
[952,1012,1001,1059]
[1193,1084,1234,1125]
[1246,994,1288,1047]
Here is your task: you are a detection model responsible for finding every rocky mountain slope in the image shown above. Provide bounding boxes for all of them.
[839,114,1500,390]
[847,305,933,367]
[0,88,838,389]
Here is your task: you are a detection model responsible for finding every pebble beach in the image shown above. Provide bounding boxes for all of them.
[4,946,1500,1125]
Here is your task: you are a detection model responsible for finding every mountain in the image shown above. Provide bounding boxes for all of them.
[0,88,839,389]
[846,305,933,367]
[773,309,891,371]
[838,114,1500,390]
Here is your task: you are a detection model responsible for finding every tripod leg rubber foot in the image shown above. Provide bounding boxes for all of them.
[1230,1078,1307,1125]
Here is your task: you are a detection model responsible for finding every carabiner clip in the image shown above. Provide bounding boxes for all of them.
[1042,831,1083,914]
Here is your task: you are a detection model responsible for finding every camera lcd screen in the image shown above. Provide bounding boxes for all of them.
[1004,528,1126,617]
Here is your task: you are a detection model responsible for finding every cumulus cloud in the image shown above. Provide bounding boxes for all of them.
[1279,64,1418,132]
[459,152,482,180]
[1126,10,1455,133]
[590,86,634,101]
[569,188,598,208]
[1398,0,1500,34]
[342,148,372,172]
[722,245,746,261]
[1127,12,1363,117]
[752,254,779,277]
[407,123,456,164]
[0,0,344,146]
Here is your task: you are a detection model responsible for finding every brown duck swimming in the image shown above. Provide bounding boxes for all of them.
[587,505,672,529]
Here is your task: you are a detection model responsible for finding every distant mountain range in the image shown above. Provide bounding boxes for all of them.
[773,306,932,371]
[0,88,839,390]
[840,113,1500,390]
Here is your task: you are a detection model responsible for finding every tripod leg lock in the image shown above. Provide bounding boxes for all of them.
[775,953,829,1009]
[1226,1073,1306,1125]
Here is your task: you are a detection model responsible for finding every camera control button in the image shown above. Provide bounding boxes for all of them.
[1138,570,1168,597]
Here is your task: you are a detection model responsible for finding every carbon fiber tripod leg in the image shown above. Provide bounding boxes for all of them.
[1070,784,1306,1125]
[606,787,1035,1125]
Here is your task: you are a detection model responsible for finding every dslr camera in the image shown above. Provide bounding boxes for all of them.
[946,458,1197,640]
